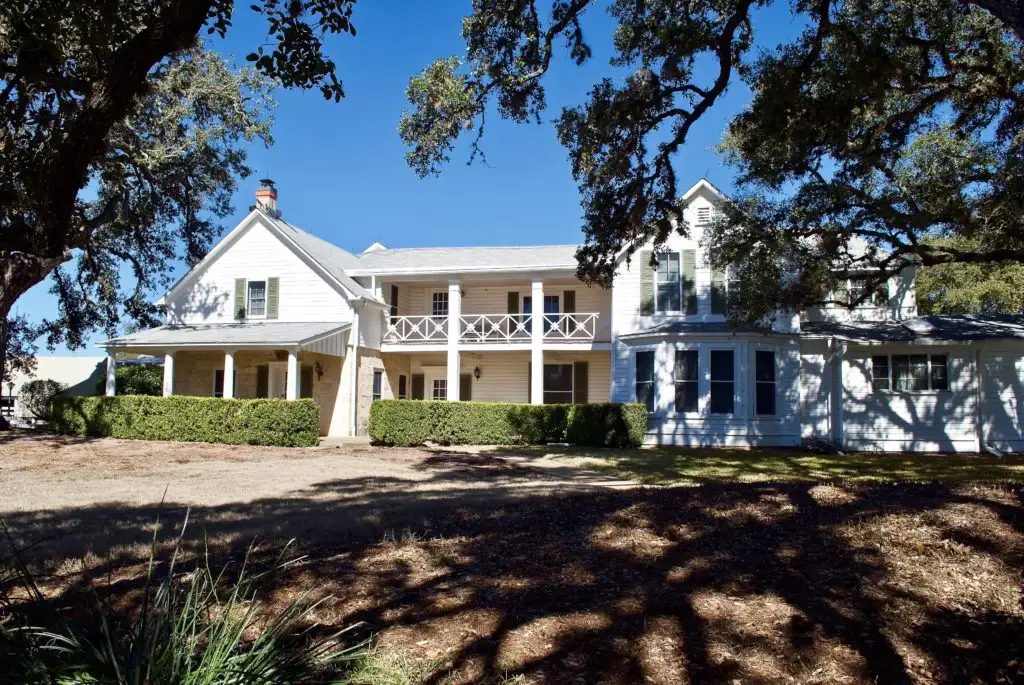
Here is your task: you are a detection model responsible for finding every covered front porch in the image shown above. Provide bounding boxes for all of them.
[99,322,352,436]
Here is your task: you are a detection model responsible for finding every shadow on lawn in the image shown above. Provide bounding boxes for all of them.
[3,455,1023,684]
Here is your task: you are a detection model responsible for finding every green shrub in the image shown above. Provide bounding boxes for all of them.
[19,378,66,419]
[95,363,164,396]
[51,395,320,447]
[369,400,647,448]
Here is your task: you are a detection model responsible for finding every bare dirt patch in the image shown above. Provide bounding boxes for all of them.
[2,435,1022,684]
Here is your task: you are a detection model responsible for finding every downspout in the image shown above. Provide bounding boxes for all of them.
[348,303,361,437]
[975,345,1004,457]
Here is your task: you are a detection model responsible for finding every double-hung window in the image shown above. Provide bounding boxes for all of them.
[871,354,949,391]
[431,378,447,400]
[247,280,266,317]
[656,253,681,313]
[543,295,560,333]
[709,350,734,414]
[431,292,449,317]
[635,351,655,412]
[372,370,383,401]
[754,350,776,415]
[674,350,698,414]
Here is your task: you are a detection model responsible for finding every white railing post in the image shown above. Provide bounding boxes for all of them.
[531,279,544,404]
[447,281,461,400]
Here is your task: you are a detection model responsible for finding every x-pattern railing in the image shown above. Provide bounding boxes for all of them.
[384,315,448,343]
[543,312,598,340]
[459,313,532,343]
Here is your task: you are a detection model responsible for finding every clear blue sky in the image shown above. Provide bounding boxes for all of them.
[18,0,803,353]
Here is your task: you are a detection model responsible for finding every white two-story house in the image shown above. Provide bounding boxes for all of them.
[100,179,1024,452]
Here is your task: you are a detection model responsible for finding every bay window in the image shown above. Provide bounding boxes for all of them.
[635,351,655,412]
[709,350,734,414]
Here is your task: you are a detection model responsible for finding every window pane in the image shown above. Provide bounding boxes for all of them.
[892,355,910,391]
[674,350,698,381]
[755,351,775,383]
[675,382,698,413]
[543,364,573,393]
[431,379,447,400]
[871,355,890,391]
[214,369,224,398]
[930,355,948,391]
[710,350,734,381]
[432,292,449,316]
[656,253,681,312]
[247,281,266,317]
[636,382,654,412]
[755,383,775,415]
[398,375,407,399]
[372,370,382,400]
[910,355,928,391]
[710,382,733,414]
[636,351,654,383]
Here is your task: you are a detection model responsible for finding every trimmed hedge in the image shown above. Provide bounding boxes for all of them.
[369,400,647,448]
[51,395,320,447]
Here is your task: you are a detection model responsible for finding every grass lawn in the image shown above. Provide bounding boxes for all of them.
[521,446,1024,484]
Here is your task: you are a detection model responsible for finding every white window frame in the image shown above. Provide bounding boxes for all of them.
[871,352,949,393]
[671,346,700,416]
[431,291,449,318]
[542,362,574,405]
[247,278,268,319]
[634,348,657,413]
[431,378,447,400]
[708,348,736,416]
[836,275,889,309]
[752,348,777,417]
[654,251,682,314]
[372,370,383,401]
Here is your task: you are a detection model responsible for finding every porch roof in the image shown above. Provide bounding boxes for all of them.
[802,315,1024,343]
[99,321,350,349]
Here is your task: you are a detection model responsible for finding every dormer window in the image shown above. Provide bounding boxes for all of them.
[247,280,267,317]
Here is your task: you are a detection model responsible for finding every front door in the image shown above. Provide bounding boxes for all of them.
[268,363,288,399]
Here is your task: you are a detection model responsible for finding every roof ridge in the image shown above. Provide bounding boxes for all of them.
[372,243,580,253]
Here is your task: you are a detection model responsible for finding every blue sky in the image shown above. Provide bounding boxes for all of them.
[19,0,804,353]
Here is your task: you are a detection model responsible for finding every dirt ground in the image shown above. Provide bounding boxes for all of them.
[2,433,1023,684]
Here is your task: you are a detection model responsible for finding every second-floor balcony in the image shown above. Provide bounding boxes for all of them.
[383,313,600,345]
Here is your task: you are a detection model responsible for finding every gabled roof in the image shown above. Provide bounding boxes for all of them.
[347,244,580,275]
[803,315,1024,342]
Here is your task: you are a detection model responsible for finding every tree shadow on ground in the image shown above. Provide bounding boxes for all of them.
[2,462,1022,684]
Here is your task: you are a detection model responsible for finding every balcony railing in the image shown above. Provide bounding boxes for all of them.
[383,313,600,344]
[384,315,448,343]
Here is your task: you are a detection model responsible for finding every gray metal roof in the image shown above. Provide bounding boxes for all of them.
[802,315,1024,342]
[268,216,377,299]
[619,321,796,338]
[348,244,580,274]
[100,321,350,348]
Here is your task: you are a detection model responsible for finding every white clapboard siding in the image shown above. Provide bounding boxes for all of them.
[840,346,978,452]
[165,219,352,324]
[798,340,833,439]
[980,348,1024,452]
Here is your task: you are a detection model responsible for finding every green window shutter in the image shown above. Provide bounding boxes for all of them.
[411,374,425,400]
[573,361,589,404]
[300,365,313,398]
[710,269,727,315]
[460,373,472,402]
[682,250,697,314]
[507,291,519,336]
[266,277,280,319]
[639,250,655,315]
[390,285,399,320]
[234,278,246,320]
[256,365,269,398]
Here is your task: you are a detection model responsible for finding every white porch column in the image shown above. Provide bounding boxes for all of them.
[286,347,299,400]
[446,280,462,400]
[530,278,544,405]
[162,351,175,397]
[223,350,235,399]
[105,350,116,397]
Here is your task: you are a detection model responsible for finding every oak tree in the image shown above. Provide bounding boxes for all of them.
[400,0,1024,322]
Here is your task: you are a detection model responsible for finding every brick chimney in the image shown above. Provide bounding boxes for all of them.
[255,178,278,213]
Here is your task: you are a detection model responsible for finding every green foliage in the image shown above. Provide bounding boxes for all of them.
[19,379,66,420]
[0,520,365,684]
[95,364,164,396]
[368,400,647,448]
[0,0,358,349]
[402,0,1024,320]
[1,315,38,387]
[51,396,320,447]
[917,238,1024,314]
